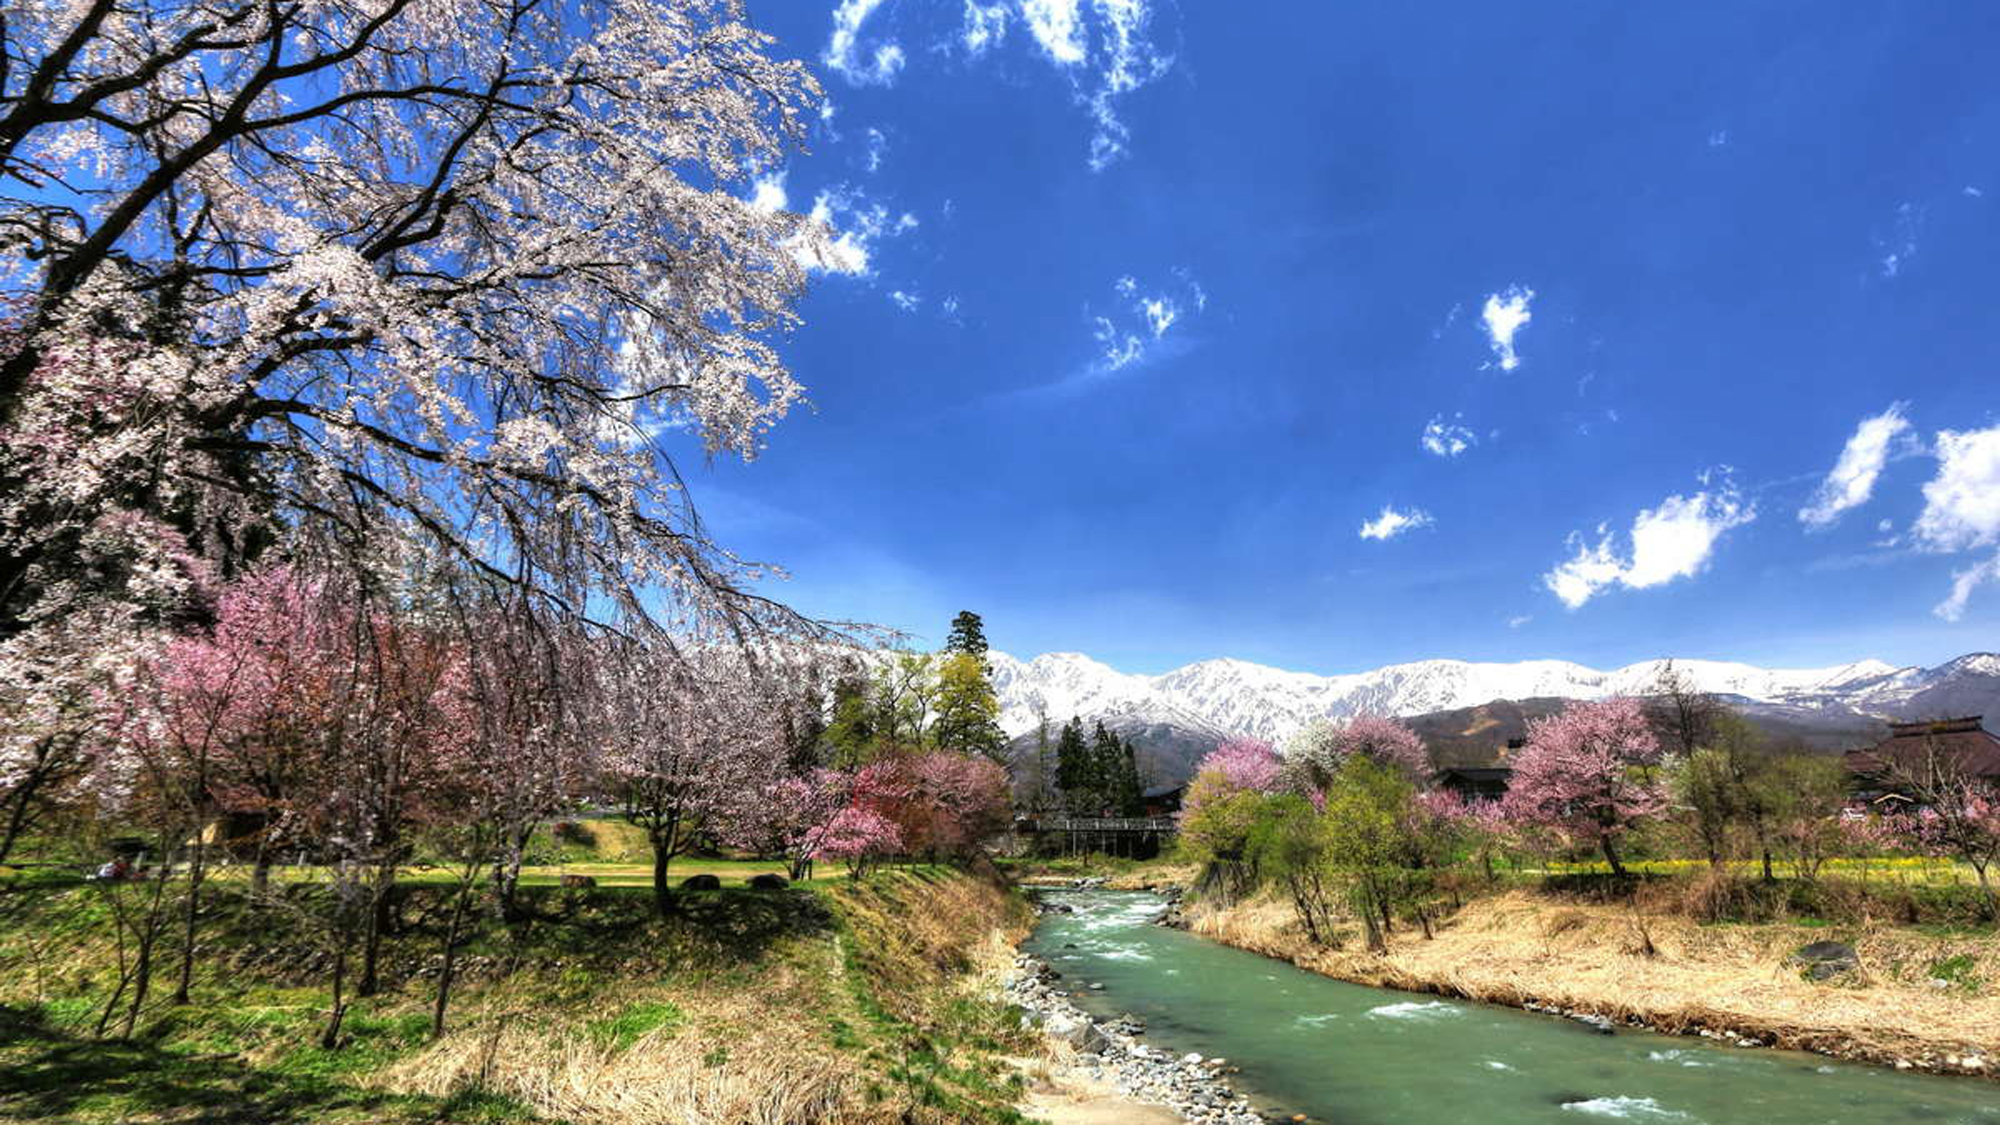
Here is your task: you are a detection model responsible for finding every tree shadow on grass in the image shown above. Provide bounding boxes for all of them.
[0,1004,445,1124]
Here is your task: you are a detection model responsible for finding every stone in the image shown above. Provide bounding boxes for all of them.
[681,873,721,891]
[747,872,788,889]
[1788,940,1860,981]
[1184,1052,1204,1064]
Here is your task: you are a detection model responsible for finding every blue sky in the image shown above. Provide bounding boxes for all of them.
[684,1,2000,675]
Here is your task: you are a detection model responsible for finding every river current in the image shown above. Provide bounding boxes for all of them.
[1021,889,1998,1125]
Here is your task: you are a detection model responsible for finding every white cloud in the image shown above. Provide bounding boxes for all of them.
[1966,185,1985,199]
[747,171,788,214]
[1481,286,1534,371]
[825,0,906,86]
[1086,270,1201,373]
[1798,403,1915,529]
[1543,482,1756,608]
[792,185,917,277]
[1506,614,1532,629]
[957,0,1172,170]
[1877,202,1921,280]
[962,1,1010,54]
[863,127,887,173]
[888,290,921,312]
[1421,414,1475,459]
[1936,551,2000,622]
[1359,505,1434,541]
[1913,425,2000,552]
[1021,0,1087,63]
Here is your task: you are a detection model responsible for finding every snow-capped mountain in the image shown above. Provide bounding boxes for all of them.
[986,650,2000,747]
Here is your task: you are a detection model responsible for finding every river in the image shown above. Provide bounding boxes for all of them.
[1022,889,1999,1125]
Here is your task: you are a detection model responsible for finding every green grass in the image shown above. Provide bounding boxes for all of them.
[584,999,684,1052]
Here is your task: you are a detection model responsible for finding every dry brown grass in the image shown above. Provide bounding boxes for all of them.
[382,992,864,1125]
[1187,887,2000,1071]
[375,869,1040,1125]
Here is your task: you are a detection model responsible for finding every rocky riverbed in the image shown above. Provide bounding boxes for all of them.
[1004,949,1270,1124]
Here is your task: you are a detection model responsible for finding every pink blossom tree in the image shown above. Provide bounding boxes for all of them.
[599,644,785,916]
[1281,715,1430,798]
[1501,697,1665,876]
[734,768,854,881]
[815,806,904,880]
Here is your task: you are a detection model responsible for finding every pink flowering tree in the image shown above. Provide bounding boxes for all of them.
[1281,715,1430,800]
[735,768,855,882]
[1501,698,1665,877]
[1889,778,2000,918]
[815,806,904,880]
[1177,738,1283,867]
[599,644,785,916]
[1413,788,1513,879]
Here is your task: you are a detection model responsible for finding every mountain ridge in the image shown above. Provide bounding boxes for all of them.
[988,650,2000,786]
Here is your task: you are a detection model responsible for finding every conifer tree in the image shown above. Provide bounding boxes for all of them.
[1055,717,1091,812]
[945,611,990,658]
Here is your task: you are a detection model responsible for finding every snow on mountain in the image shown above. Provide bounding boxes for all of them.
[985,650,1997,747]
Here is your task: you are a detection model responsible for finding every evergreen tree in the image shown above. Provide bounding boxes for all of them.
[934,650,1007,763]
[1055,717,1090,812]
[1089,721,1124,814]
[1115,735,1145,816]
[944,610,990,658]
[825,675,876,769]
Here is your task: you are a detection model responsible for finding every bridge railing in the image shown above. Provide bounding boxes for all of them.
[1024,817,1176,834]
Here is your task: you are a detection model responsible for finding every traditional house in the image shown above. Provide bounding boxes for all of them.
[1142,784,1185,817]
[1433,766,1513,802]
[1842,717,2000,804]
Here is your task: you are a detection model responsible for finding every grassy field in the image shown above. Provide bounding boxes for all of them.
[0,865,1042,1124]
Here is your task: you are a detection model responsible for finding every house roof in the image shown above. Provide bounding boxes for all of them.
[1434,766,1513,782]
[1843,716,2000,781]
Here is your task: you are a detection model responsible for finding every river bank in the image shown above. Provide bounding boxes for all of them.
[1173,883,1999,1079]
[0,865,1058,1124]
[1003,892,1266,1125]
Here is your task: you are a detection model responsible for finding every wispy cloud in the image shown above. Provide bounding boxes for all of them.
[792,184,918,277]
[958,0,1174,170]
[1481,286,1534,371]
[888,289,922,312]
[1359,505,1434,541]
[1544,477,1756,608]
[825,0,906,86]
[1421,414,1476,459]
[1798,403,1916,529]
[1877,202,1922,279]
[961,2,1010,54]
[1506,614,1532,629]
[1937,552,2000,622]
[1088,270,1203,374]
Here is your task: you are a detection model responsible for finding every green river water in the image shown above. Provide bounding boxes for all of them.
[1021,890,1998,1125]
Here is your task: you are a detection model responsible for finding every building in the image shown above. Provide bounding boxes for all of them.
[1433,766,1513,802]
[1142,785,1184,817]
[1842,716,2000,803]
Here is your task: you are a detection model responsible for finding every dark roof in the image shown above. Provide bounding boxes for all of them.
[1434,766,1514,781]
[1844,716,2000,781]
[1142,784,1184,799]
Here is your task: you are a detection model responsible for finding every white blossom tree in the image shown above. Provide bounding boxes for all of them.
[0,0,848,645]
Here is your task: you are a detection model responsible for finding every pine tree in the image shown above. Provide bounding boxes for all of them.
[944,610,989,658]
[1055,717,1090,813]
[1089,721,1124,815]
[934,650,1007,763]
[1115,735,1145,816]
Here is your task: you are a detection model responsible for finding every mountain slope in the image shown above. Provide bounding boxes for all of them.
[986,650,1999,787]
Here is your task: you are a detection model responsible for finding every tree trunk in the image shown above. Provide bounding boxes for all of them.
[1599,834,1627,878]
[651,842,674,918]
[171,838,207,1005]
[358,862,395,996]
[321,940,349,1050]
[1760,846,1774,883]
[431,887,472,1039]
